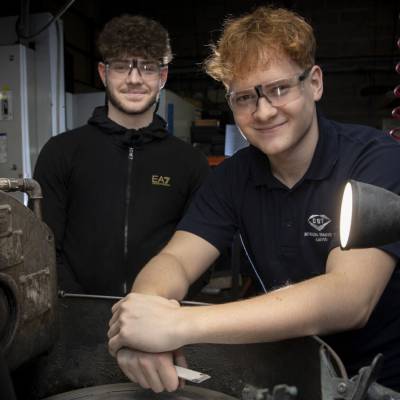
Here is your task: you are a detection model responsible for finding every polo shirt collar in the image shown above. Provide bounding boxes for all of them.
[250,114,339,188]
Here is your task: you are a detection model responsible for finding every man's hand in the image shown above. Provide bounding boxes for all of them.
[116,348,187,393]
[108,293,187,356]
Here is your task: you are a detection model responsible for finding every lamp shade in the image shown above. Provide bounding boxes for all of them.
[339,180,400,249]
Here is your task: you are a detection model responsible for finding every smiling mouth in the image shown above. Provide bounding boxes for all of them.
[255,121,286,131]
[124,91,147,95]
[122,92,148,101]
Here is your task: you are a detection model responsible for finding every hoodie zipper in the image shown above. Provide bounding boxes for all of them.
[123,146,134,294]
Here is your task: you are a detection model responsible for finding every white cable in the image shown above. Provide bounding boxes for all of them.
[239,234,347,378]
[238,233,268,293]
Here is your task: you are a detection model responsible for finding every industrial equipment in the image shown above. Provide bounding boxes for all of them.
[1,180,400,400]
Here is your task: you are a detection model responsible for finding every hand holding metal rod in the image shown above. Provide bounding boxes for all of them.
[57,290,211,383]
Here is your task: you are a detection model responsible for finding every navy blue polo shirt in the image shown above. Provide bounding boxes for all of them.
[178,115,400,390]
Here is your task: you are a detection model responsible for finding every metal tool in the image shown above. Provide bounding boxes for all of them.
[58,290,211,383]
[58,290,210,307]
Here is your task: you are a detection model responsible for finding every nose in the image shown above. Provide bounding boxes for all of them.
[126,67,144,84]
[252,97,278,120]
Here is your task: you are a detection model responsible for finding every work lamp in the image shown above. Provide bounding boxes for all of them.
[339,180,400,249]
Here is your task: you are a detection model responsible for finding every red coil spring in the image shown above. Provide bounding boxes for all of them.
[390,36,400,141]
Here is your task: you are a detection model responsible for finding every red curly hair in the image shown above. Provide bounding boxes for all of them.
[204,6,316,85]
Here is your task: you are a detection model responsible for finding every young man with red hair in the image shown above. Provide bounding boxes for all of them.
[108,6,400,393]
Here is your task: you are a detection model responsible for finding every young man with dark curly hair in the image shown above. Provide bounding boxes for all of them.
[107,6,400,394]
[33,15,209,296]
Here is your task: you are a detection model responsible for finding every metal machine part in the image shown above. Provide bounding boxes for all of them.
[58,290,211,306]
[320,346,400,400]
[11,295,323,400]
[0,272,19,354]
[242,384,298,400]
[0,181,57,370]
[0,177,43,219]
[3,178,399,400]
[42,383,238,400]
[174,366,211,384]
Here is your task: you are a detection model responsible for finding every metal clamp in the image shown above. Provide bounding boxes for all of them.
[320,345,384,400]
[242,384,298,400]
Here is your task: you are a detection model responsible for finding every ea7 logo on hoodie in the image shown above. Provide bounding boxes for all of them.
[307,214,331,231]
[152,175,171,187]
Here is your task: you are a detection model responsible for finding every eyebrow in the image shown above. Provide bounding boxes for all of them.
[232,76,293,94]
[107,58,156,63]
[233,70,308,94]
[265,76,293,85]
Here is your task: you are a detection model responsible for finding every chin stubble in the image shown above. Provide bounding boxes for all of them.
[106,87,158,116]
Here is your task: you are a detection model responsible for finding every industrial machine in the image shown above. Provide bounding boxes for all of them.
[1,179,400,400]
[0,178,57,399]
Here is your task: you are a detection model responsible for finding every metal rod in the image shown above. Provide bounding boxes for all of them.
[58,290,121,301]
[58,290,211,306]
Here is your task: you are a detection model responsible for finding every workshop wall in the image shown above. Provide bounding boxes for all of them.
[1,0,398,129]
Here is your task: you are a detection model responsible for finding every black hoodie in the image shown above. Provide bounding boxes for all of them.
[34,106,209,296]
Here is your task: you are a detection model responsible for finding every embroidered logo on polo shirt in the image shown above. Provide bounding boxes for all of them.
[307,214,331,231]
[152,175,171,187]
[304,214,335,243]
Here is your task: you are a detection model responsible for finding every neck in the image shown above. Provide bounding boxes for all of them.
[269,112,319,189]
[107,102,155,130]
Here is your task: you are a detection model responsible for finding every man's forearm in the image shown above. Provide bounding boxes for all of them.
[179,274,356,347]
[110,270,373,354]
[109,248,395,355]
[132,231,220,299]
[179,248,396,347]
[132,252,191,300]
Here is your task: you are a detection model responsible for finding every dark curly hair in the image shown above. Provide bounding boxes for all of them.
[97,14,173,64]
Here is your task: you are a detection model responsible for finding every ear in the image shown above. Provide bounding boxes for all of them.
[159,66,168,89]
[98,62,107,87]
[309,65,323,101]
